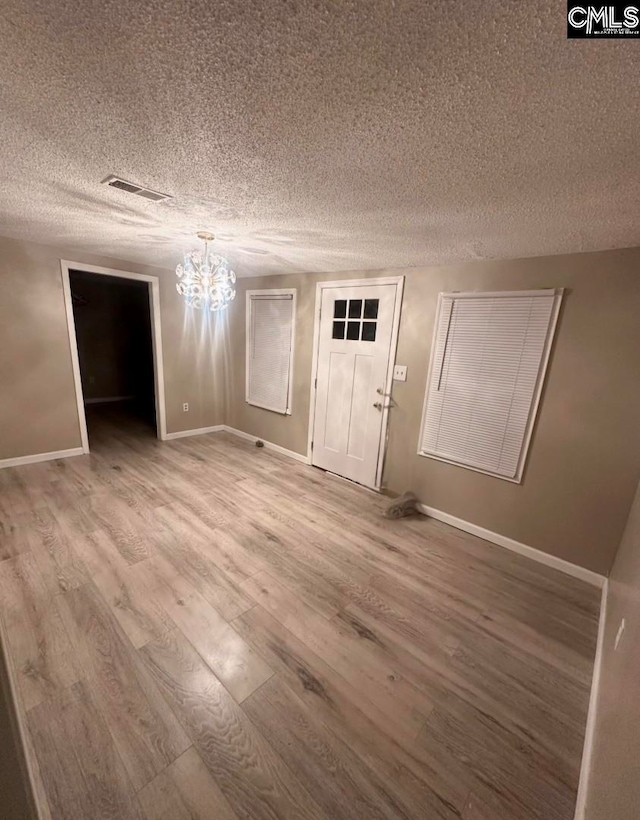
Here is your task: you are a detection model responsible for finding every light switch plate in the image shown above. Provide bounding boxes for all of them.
[393,365,407,382]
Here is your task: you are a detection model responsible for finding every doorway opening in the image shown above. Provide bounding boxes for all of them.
[61,262,167,452]
[308,276,404,490]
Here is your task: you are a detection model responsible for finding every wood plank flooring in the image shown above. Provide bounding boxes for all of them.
[0,406,600,820]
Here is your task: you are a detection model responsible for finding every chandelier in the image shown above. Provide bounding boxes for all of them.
[176,232,236,311]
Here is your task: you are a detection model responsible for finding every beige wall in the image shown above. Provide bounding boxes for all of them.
[2,233,639,574]
[0,235,226,459]
[226,247,640,575]
[585,480,640,819]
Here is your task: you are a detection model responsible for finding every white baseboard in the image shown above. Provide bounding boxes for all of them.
[574,579,608,819]
[0,447,85,470]
[84,395,135,405]
[164,425,225,441]
[223,426,311,464]
[417,503,606,588]
[161,424,310,467]
[160,427,603,590]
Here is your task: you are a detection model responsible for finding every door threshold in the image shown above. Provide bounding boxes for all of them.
[324,471,382,495]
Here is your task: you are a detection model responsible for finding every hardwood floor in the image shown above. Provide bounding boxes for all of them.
[0,406,600,820]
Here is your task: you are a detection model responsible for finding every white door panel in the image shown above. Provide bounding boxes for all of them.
[312,283,397,488]
[347,354,374,459]
[324,351,350,453]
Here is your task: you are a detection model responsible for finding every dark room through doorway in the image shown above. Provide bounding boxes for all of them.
[69,269,157,445]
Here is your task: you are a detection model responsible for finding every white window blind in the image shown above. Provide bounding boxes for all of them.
[418,289,562,482]
[246,290,296,414]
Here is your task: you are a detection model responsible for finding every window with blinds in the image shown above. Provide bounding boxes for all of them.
[246,290,296,414]
[418,289,563,482]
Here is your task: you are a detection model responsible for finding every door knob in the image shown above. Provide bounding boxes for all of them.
[373,402,382,410]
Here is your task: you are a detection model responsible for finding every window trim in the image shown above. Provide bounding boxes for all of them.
[245,288,297,415]
[417,288,563,483]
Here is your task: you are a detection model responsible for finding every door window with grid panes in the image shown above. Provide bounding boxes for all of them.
[332,297,379,342]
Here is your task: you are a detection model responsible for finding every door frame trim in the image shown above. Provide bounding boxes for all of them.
[60,260,168,452]
[307,276,405,489]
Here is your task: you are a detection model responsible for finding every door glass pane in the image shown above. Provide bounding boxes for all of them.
[332,321,346,339]
[346,321,360,340]
[334,299,347,319]
[361,322,377,342]
[348,299,363,318]
[364,299,379,319]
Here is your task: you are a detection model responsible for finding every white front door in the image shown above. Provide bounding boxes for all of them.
[312,282,399,488]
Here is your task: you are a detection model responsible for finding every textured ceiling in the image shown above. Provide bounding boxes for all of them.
[0,1,638,277]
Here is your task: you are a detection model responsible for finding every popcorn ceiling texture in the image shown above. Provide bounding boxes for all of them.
[0,0,638,277]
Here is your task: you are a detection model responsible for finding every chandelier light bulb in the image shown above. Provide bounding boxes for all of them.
[176,231,236,311]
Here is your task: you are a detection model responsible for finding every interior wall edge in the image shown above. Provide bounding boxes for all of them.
[581,479,640,819]
[83,396,136,405]
[0,610,42,819]
[573,579,609,820]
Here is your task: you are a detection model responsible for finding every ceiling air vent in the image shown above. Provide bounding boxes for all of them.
[101,175,172,202]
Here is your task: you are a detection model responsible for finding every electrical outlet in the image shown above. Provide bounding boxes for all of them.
[183,403,189,412]
[615,618,626,650]
[393,365,408,382]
